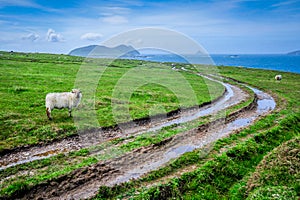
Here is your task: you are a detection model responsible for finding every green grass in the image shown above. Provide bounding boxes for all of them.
[0,52,81,151]
[0,51,224,152]
[94,63,223,126]
[245,136,300,200]
[219,66,299,111]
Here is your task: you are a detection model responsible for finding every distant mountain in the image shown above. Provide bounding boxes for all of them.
[69,45,140,57]
[287,50,300,55]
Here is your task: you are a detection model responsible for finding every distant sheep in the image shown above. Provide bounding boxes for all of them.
[45,89,82,120]
[275,74,282,81]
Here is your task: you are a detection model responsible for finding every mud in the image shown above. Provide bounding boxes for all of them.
[0,75,276,200]
[14,163,116,200]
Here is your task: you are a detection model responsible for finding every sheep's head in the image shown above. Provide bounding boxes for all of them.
[71,89,82,98]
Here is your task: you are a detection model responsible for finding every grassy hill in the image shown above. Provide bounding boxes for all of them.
[0,51,299,199]
[69,45,140,57]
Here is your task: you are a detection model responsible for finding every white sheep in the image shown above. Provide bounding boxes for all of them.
[275,74,282,81]
[45,89,82,120]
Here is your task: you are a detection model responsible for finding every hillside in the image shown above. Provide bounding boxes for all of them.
[287,50,300,55]
[0,51,299,199]
[69,44,140,57]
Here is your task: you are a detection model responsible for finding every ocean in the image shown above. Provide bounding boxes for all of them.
[126,54,300,74]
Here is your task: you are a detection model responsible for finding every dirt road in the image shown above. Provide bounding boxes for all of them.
[0,76,275,200]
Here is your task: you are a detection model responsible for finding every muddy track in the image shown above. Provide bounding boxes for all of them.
[12,86,275,200]
[0,77,243,170]
[0,90,226,158]
[9,104,255,200]
[0,96,223,169]
[0,76,276,200]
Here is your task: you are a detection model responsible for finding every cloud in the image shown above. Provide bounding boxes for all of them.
[271,0,299,8]
[0,0,60,12]
[103,6,131,15]
[46,29,64,42]
[102,15,128,24]
[22,33,39,41]
[80,32,103,41]
[0,0,38,8]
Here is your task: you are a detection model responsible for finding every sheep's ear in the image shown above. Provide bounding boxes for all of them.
[71,89,75,93]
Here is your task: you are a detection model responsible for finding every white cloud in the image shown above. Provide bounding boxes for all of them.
[271,0,298,8]
[80,32,103,41]
[103,6,131,15]
[102,15,128,24]
[0,0,60,12]
[0,0,38,8]
[46,29,64,42]
[22,33,39,41]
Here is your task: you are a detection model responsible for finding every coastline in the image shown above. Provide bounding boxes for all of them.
[125,53,300,74]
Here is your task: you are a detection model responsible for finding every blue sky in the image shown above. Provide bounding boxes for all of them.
[0,0,299,54]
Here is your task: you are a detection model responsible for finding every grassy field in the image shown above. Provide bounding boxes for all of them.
[0,51,224,153]
[0,51,299,199]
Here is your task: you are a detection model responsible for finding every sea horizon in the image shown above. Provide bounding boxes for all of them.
[126,53,300,74]
[1,50,299,74]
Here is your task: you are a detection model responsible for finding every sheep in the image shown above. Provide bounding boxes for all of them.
[275,74,282,81]
[45,89,82,120]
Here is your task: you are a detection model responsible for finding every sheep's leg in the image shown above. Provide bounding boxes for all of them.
[68,108,72,117]
[46,107,52,120]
